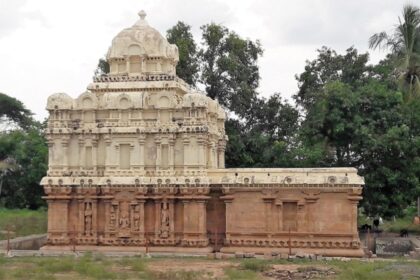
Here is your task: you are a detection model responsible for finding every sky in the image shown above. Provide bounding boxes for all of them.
[0,0,404,121]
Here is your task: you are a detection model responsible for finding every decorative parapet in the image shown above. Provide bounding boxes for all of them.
[208,167,364,187]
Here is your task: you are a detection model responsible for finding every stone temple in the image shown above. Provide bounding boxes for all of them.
[41,11,364,257]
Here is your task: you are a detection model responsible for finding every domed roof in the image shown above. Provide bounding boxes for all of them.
[182,91,211,108]
[47,93,73,110]
[107,10,179,62]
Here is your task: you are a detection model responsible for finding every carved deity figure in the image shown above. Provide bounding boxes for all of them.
[109,204,117,231]
[119,202,130,229]
[84,202,93,236]
[160,201,170,238]
[133,205,141,231]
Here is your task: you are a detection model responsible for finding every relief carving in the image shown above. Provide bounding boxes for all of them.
[160,201,170,238]
[84,202,93,236]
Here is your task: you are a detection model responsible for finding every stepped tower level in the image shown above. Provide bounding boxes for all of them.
[41,11,364,257]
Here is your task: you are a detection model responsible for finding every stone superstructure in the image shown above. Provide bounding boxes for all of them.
[41,11,364,257]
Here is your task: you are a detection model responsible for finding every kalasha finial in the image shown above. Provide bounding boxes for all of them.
[138,10,147,20]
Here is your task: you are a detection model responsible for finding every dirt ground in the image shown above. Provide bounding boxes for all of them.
[147,259,236,278]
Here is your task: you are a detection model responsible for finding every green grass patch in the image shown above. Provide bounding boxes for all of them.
[0,208,47,239]
[224,267,259,280]
[333,260,403,280]
[240,259,269,272]
[150,270,209,280]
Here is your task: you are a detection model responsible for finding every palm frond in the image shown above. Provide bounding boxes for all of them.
[369,32,390,50]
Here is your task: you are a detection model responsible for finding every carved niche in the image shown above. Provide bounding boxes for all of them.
[109,191,141,238]
[159,200,170,238]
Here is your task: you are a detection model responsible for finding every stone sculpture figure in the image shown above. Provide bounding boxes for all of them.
[160,201,170,238]
[84,202,93,236]
[119,202,130,229]
[133,205,140,231]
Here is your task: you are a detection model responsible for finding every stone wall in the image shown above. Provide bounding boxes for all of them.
[0,234,47,250]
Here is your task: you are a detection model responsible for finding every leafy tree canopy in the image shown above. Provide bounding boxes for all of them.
[167,21,199,86]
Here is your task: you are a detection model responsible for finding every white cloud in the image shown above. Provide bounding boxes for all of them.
[0,0,403,120]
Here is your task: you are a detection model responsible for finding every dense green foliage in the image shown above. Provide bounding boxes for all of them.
[0,94,47,209]
[166,21,199,86]
[0,93,32,130]
[0,128,48,209]
[199,24,263,118]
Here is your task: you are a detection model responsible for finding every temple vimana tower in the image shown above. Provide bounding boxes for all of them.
[41,11,364,257]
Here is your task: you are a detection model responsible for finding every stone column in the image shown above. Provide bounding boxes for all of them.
[104,136,112,169]
[217,140,226,168]
[130,142,138,168]
[182,200,191,234]
[347,188,363,238]
[60,136,70,170]
[221,194,234,240]
[125,57,130,73]
[78,138,85,170]
[168,135,175,172]
[197,135,207,169]
[138,135,146,174]
[276,202,283,232]
[167,200,175,239]
[304,194,320,233]
[91,138,98,172]
[47,137,54,169]
[154,200,161,239]
[183,134,190,172]
[155,135,161,170]
[103,199,112,237]
[91,199,98,239]
[196,200,207,237]
[141,57,146,72]
[350,200,359,237]
[296,202,306,232]
[263,198,275,235]
[138,199,146,239]
[77,199,85,238]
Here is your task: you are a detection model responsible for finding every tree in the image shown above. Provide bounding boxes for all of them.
[200,23,263,118]
[225,94,300,168]
[299,76,419,217]
[0,127,48,209]
[166,21,199,86]
[294,47,371,111]
[0,157,19,199]
[369,4,420,101]
[94,58,110,77]
[0,93,33,130]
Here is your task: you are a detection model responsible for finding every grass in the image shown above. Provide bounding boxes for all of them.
[240,259,269,272]
[0,254,419,280]
[332,260,405,280]
[224,267,259,280]
[0,208,47,239]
